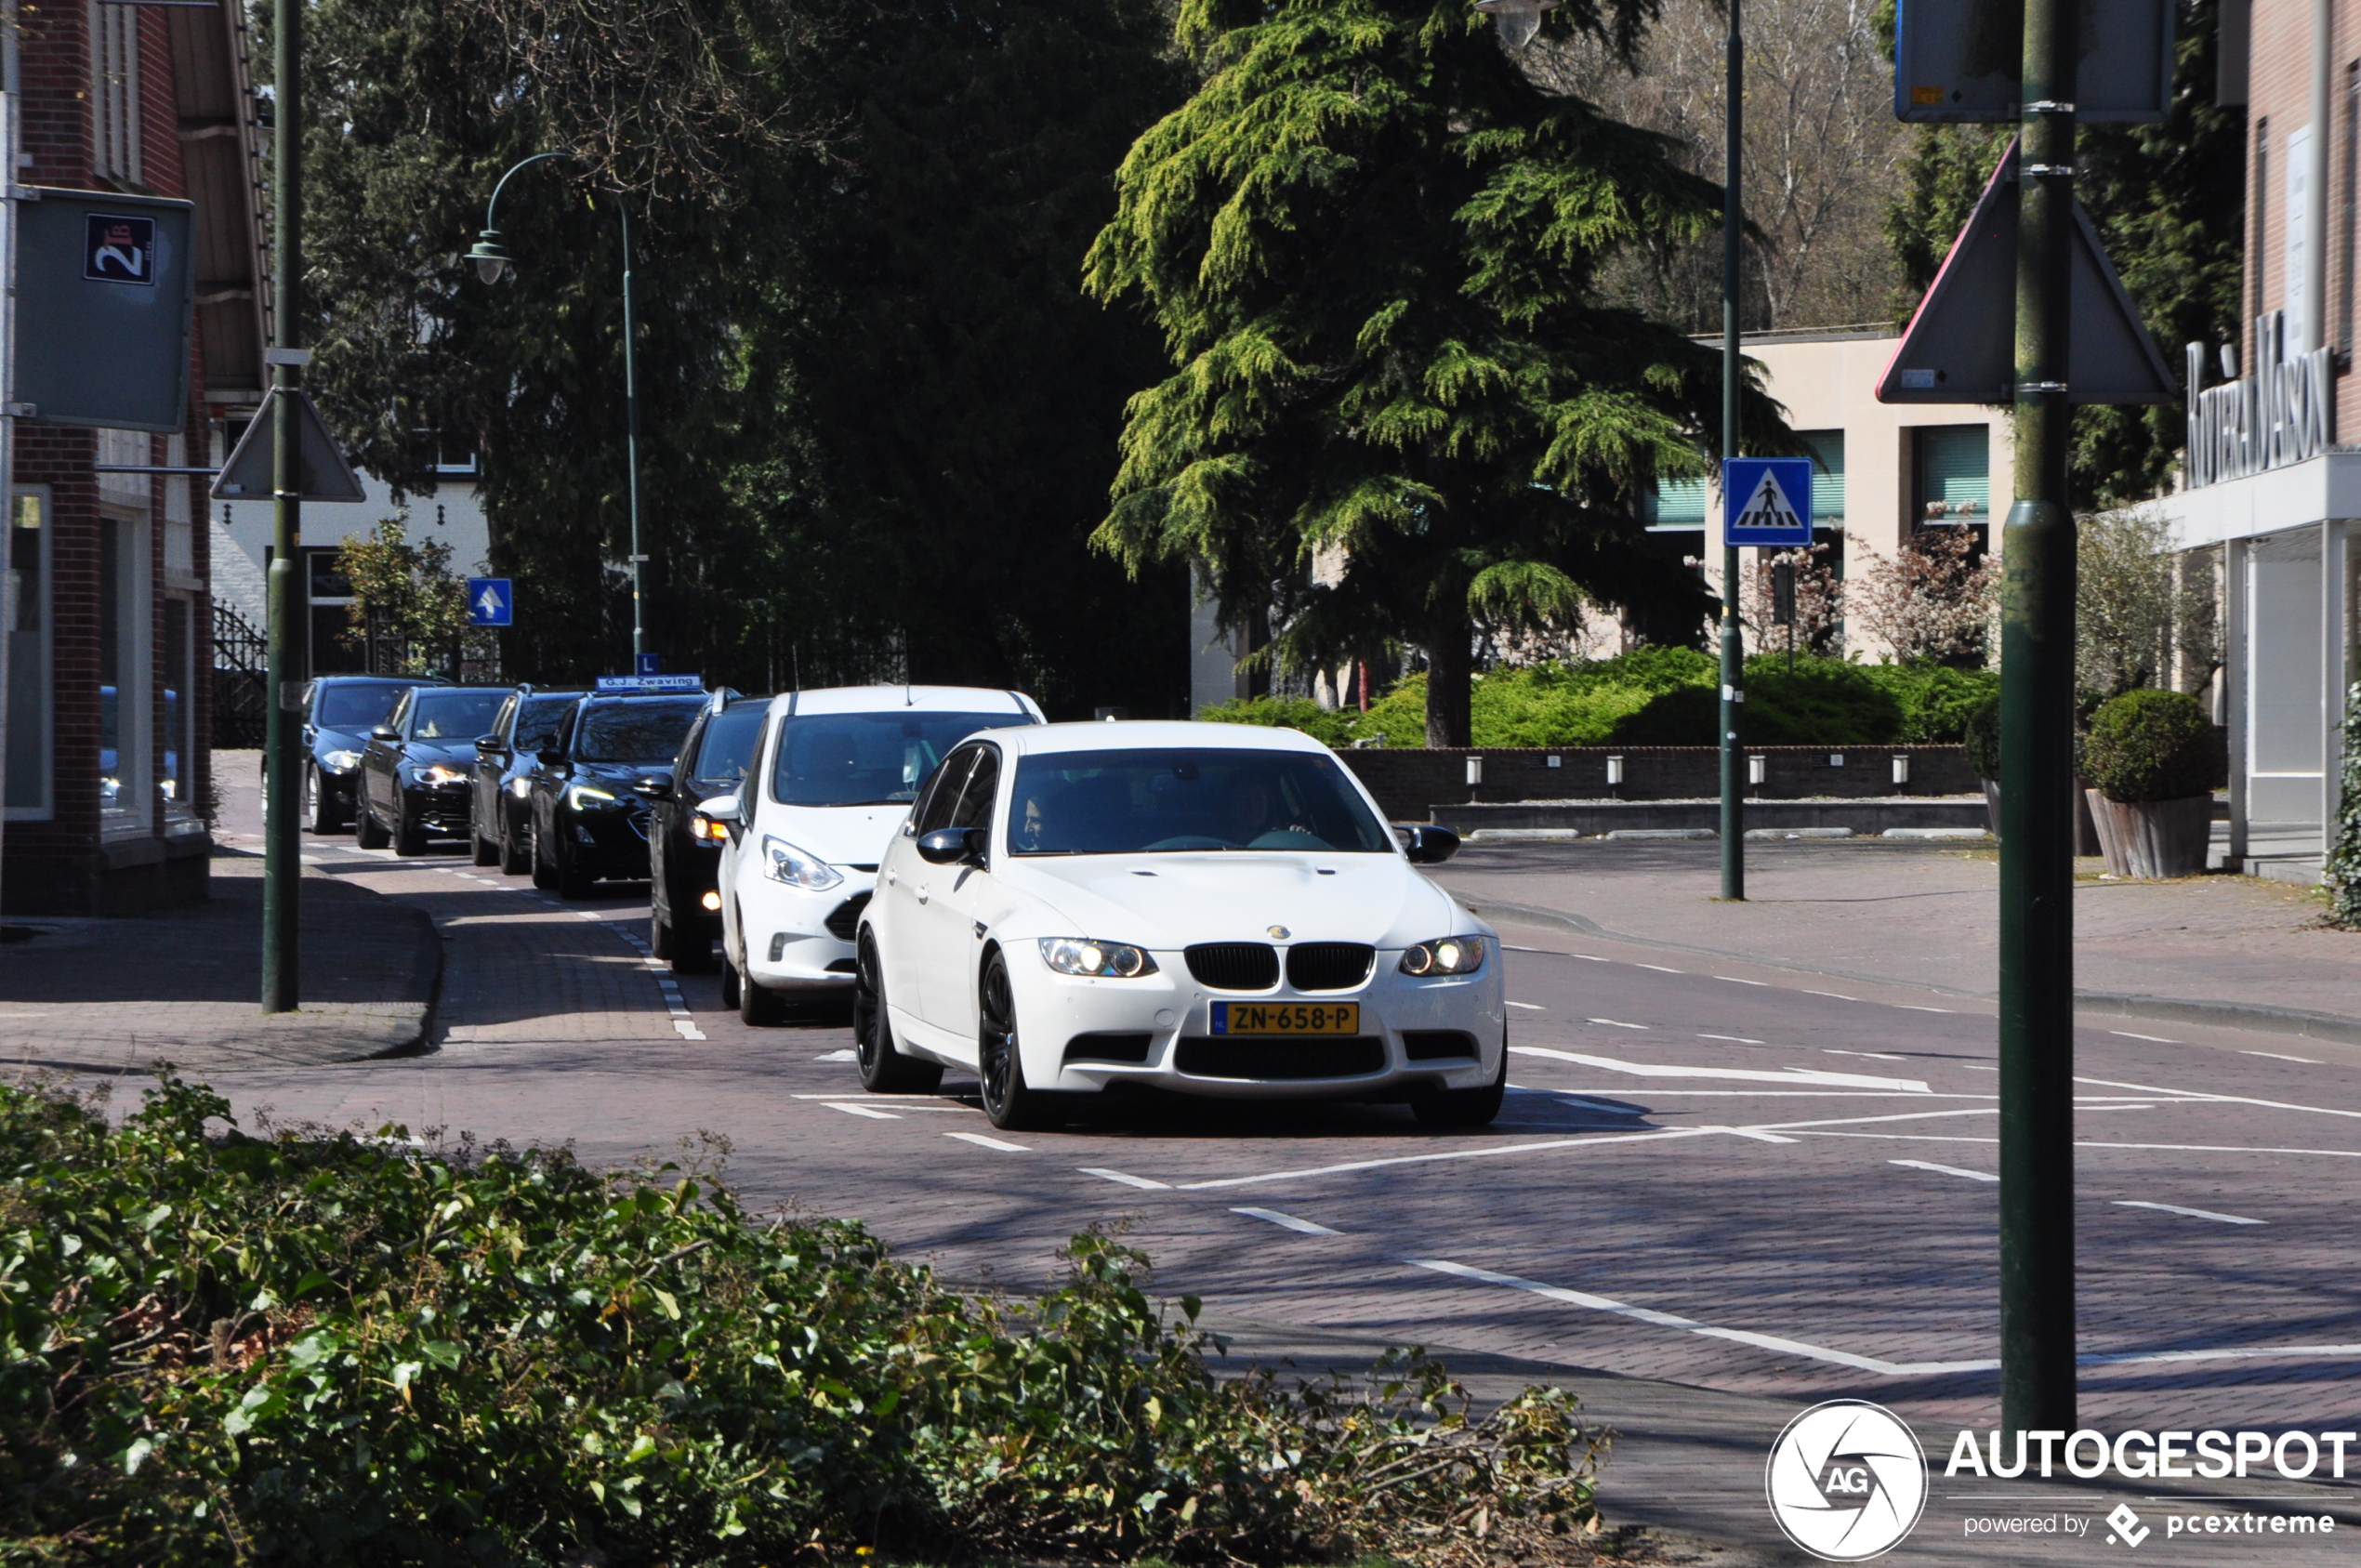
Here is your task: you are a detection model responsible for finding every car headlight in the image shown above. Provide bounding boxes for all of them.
[689,813,718,841]
[510,777,532,797]
[417,764,468,786]
[1039,937,1158,979]
[1399,935,1485,977]
[568,784,619,810]
[321,749,363,772]
[761,836,842,890]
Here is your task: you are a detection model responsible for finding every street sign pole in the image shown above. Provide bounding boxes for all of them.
[261,0,302,1012]
[1718,0,1745,901]
[1997,0,2080,1436]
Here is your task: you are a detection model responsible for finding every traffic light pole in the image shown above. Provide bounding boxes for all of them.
[261,0,302,1011]
[1717,0,1745,900]
[1996,0,2079,1434]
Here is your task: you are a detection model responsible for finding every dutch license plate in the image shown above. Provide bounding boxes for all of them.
[1211,1001,1360,1035]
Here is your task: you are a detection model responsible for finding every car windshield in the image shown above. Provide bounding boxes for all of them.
[514,695,580,754]
[772,710,1021,807]
[574,698,705,764]
[692,707,766,790]
[1007,747,1391,855]
[409,690,506,741]
[315,682,415,730]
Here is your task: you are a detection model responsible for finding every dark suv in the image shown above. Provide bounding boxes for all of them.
[526,692,707,897]
[469,687,585,873]
[355,686,510,855]
[650,693,765,969]
[297,676,442,834]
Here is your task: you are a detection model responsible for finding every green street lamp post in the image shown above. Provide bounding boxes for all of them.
[468,154,648,663]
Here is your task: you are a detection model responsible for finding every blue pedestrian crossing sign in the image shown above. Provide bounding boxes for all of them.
[1721,458,1815,547]
[466,577,514,627]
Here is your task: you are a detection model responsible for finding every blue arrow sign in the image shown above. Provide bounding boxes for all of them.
[1722,458,1815,547]
[466,577,513,627]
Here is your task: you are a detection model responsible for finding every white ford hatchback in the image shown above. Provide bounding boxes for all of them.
[706,686,1043,1024]
[851,720,1501,1129]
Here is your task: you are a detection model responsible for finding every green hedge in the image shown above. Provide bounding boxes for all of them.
[1205,653,1996,750]
[2083,688,2222,803]
[0,1078,1596,1566]
[2329,680,2361,928]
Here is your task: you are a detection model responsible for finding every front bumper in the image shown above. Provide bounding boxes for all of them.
[315,767,359,807]
[737,875,873,992]
[401,779,475,836]
[1013,948,1504,1100]
[562,800,656,876]
[666,837,725,937]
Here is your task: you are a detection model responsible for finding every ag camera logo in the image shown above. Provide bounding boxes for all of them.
[1766,1399,1930,1561]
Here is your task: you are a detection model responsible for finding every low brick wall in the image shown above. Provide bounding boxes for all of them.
[1335,745,1977,823]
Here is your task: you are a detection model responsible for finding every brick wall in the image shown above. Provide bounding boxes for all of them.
[2247,0,2358,430]
[1337,745,1978,823]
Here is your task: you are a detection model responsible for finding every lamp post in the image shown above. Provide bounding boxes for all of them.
[468,154,648,664]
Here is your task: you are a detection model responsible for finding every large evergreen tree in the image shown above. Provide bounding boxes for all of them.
[1883,0,2245,508]
[1084,0,1785,744]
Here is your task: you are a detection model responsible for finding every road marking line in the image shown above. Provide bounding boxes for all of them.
[672,1020,706,1042]
[2112,1031,2183,1044]
[1568,954,1610,962]
[1555,1095,1646,1114]
[1963,1064,1998,1072]
[1175,1127,1709,1190]
[947,1131,1030,1153]
[2116,1199,2264,1226]
[1233,1206,1341,1235]
[1586,1018,1651,1030]
[1894,1005,1955,1013]
[825,1102,901,1120]
[1634,964,1682,974]
[1700,1125,1799,1144]
[1699,1033,1765,1045]
[1805,1129,2361,1160]
[1826,1048,1906,1061]
[1891,1158,1998,1182]
[1506,1001,1546,1010]
[1510,1046,1930,1093]
[2074,1074,2361,1121]
[812,1049,857,1061]
[1805,990,1859,1001]
[1079,1167,1168,1190]
[2240,1049,2321,1063]
[1715,976,1768,985]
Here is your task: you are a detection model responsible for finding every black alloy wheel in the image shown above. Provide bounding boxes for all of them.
[303,764,340,835]
[470,799,500,865]
[854,931,943,1094]
[978,951,1056,1131]
[498,802,531,876]
[719,954,742,1010]
[393,810,429,857]
[651,907,676,960]
[1411,1029,1508,1129]
[529,815,561,889]
[354,791,389,850]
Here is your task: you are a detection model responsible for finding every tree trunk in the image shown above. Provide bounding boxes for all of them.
[1423,612,1471,748]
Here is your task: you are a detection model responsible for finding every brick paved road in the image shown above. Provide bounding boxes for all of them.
[167,801,2361,1562]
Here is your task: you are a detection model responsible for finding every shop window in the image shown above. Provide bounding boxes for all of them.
[164,596,196,820]
[99,514,151,832]
[6,490,50,820]
[88,0,141,185]
[1915,426,1990,523]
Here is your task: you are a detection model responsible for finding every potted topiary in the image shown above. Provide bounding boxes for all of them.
[1964,694,2001,834]
[2081,690,2223,877]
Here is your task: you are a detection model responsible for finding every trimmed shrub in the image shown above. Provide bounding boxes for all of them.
[1197,695,1360,747]
[1854,662,2001,744]
[2083,688,2223,803]
[1606,656,1905,746]
[1963,694,2001,781]
[0,1078,1597,1567]
[2328,681,2361,928]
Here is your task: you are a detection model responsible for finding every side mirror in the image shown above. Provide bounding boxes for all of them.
[369,725,400,744]
[536,749,565,769]
[695,795,742,825]
[1397,824,1460,864]
[634,776,674,800]
[475,733,505,752]
[917,826,985,865]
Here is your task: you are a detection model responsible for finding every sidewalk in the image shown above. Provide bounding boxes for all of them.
[0,850,440,1076]
[1434,838,2361,1044]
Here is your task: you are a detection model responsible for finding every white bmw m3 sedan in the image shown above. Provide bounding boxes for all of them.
[851,720,1504,1130]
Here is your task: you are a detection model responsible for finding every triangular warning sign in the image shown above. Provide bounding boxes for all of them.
[1738,468,1802,533]
[209,387,368,503]
[1877,139,2179,406]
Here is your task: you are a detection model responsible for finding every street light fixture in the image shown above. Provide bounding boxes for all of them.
[468,152,651,663]
[1474,0,1559,50]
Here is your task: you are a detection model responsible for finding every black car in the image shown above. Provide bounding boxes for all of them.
[354,686,511,855]
[468,687,586,873]
[526,692,708,897]
[297,676,442,834]
[649,693,766,970]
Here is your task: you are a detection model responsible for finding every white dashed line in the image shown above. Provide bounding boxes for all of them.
[2240,1049,2321,1063]
[1700,1125,1799,1144]
[1699,1033,1765,1045]
[825,1102,902,1120]
[2115,1200,2263,1226]
[1233,1206,1341,1235]
[1587,1018,1651,1031]
[1634,964,1683,974]
[1511,1046,1930,1092]
[1079,1167,1169,1190]
[1506,1001,1547,1010]
[1806,990,1859,1001]
[1891,1158,1998,1182]
[2113,1031,2183,1044]
[1894,1005,1955,1013]
[1827,1048,1906,1061]
[813,1048,857,1061]
[1715,976,1768,986]
[947,1131,1030,1153]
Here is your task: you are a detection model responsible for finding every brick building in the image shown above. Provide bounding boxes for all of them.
[2158,0,2359,879]
[2,0,267,912]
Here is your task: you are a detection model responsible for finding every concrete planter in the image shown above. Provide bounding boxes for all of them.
[2086,792,2212,878]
